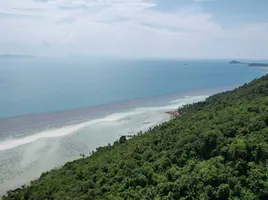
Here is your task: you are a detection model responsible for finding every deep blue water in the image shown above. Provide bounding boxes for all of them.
[0,58,265,118]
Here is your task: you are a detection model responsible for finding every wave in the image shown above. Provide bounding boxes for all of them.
[0,95,208,151]
[168,95,209,105]
[0,115,122,151]
[134,95,208,112]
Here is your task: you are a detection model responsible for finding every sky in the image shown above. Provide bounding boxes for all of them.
[1,0,268,59]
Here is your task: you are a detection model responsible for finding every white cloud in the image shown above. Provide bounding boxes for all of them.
[0,0,267,59]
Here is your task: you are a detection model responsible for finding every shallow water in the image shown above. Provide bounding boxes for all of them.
[0,92,211,194]
[0,58,265,194]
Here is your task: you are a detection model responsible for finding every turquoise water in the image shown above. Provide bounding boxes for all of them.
[0,58,264,118]
[0,58,265,194]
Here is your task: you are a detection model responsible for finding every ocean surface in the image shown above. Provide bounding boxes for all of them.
[0,58,266,194]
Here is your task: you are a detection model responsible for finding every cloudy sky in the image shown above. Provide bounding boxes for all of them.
[1,0,268,59]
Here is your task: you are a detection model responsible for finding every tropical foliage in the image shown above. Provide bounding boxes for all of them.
[3,75,268,200]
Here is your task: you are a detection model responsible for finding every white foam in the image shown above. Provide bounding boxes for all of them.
[0,114,123,151]
[0,95,208,151]
[168,95,208,105]
[134,95,208,112]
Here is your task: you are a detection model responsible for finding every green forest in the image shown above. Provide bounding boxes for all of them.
[3,74,268,200]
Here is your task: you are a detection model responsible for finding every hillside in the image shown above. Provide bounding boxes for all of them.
[3,75,268,200]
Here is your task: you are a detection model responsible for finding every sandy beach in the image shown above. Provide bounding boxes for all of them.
[166,111,181,117]
[0,95,209,195]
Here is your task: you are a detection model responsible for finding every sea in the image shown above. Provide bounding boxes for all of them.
[0,58,266,194]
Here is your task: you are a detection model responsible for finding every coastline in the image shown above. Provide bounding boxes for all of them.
[0,92,212,195]
[0,84,249,196]
[3,74,268,199]
[166,111,181,117]
[0,110,180,196]
[0,110,178,196]
[0,81,264,196]
[0,85,232,138]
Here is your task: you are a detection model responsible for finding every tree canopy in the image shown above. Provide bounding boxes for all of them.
[3,75,268,200]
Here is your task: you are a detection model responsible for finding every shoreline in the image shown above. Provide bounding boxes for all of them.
[0,85,240,196]
[0,94,209,195]
[0,85,232,139]
[0,84,237,120]
[0,111,172,196]
[166,111,181,117]
[0,102,190,152]
[0,110,175,196]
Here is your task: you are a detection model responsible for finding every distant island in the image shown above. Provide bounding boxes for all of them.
[0,54,36,59]
[229,60,242,64]
[248,63,268,67]
[230,60,268,67]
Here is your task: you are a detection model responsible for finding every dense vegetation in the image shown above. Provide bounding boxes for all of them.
[3,75,268,200]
